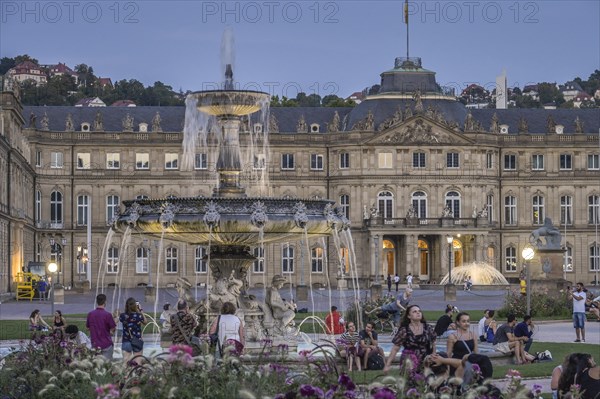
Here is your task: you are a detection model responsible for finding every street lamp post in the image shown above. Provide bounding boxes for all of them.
[374,235,380,284]
[522,245,535,315]
[47,262,58,317]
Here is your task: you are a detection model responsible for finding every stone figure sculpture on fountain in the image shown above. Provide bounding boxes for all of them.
[529,218,562,250]
[265,275,297,334]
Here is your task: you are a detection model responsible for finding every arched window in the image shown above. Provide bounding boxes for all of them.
[445,191,461,218]
[50,190,63,225]
[411,191,427,218]
[311,247,324,273]
[532,195,545,225]
[564,245,573,272]
[195,246,207,273]
[339,195,350,219]
[282,245,294,274]
[136,194,149,200]
[136,247,149,273]
[377,191,394,219]
[107,246,119,274]
[166,247,178,273]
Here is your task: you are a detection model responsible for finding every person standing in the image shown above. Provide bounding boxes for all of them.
[209,301,245,356]
[386,275,392,293]
[170,300,198,345]
[119,298,147,364]
[514,315,534,353]
[325,305,345,335]
[86,293,116,360]
[520,278,527,296]
[569,282,587,342]
[406,273,414,289]
[384,305,436,373]
[394,274,400,292]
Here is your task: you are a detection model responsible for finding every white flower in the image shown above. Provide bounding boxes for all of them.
[237,389,257,399]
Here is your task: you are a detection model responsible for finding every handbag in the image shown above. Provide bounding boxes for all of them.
[127,327,144,352]
[209,316,221,347]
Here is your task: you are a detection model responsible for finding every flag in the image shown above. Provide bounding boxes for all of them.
[404,0,409,24]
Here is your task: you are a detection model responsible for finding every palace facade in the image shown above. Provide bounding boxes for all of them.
[1,58,600,292]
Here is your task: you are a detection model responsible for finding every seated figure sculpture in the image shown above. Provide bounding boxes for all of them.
[265,275,296,333]
[529,218,562,250]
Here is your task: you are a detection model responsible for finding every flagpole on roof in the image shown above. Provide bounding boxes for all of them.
[405,0,409,59]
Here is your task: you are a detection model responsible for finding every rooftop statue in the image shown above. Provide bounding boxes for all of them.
[65,114,74,132]
[94,111,104,131]
[40,112,50,131]
[151,112,162,132]
[518,116,529,133]
[574,116,584,133]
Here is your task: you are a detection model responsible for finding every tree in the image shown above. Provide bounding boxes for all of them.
[14,54,39,65]
[0,57,16,75]
[537,82,563,106]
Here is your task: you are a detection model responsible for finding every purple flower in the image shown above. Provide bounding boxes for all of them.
[300,384,324,398]
[406,388,419,398]
[372,387,396,399]
[338,374,356,391]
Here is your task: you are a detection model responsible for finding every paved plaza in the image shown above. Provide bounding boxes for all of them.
[1,286,598,395]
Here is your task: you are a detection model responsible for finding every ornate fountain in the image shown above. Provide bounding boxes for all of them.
[113,62,348,343]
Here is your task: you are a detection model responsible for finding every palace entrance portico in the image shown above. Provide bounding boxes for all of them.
[367,217,497,284]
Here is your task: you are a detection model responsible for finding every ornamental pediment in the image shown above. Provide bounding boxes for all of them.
[366,118,472,145]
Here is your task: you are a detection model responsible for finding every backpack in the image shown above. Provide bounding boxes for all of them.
[484,325,495,343]
[367,353,385,370]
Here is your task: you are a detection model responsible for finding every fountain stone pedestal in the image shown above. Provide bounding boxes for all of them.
[444,283,456,301]
[370,283,383,300]
[144,286,156,303]
[296,285,308,301]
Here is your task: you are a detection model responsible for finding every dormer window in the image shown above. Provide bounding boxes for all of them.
[253,123,263,134]
[555,125,564,134]
[139,123,148,133]
[310,123,320,133]
[499,124,509,134]
[81,123,90,132]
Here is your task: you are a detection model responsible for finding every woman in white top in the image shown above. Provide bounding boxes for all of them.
[209,301,245,356]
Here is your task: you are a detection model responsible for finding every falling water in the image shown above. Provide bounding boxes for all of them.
[302,229,317,327]
[151,231,166,332]
[95,227,116,299]
[113,226,133,314]
[341,228,363,330]
[182,95,211,172]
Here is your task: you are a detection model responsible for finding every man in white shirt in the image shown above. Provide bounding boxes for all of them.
[406,273,413,289]
[568,282,587,342]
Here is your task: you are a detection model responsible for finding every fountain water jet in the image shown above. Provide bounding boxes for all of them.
[439,261,509,286]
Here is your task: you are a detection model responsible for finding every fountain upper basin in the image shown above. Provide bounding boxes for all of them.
[192,90,270,116]
[114,197,347,246]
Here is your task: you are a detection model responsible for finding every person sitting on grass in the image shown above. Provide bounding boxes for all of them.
[338,321,361,371]
[434,304,457,338]
[358,322,385,370]
[29,309,50,331]
[65,324,92,349]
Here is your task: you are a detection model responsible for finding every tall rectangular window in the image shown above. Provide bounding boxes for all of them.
[532,195,545,225]
[505,247,517,272]
[532,154,544,170]
[107,247,119,274]
[50,191,63,225]
[166,247,178,273]
[136,153,149,169]
[590,245,600,272]
[340,152,350,169]
[136,247,149,273]
[413,152,426,168]
[281,154,295,170]
[486,152,493,169]
[503,154,516,170]
[560,195,573,225]
[51,152,63,168]
[560,154,572,170]
[77,153,91,169]
[106,153,120,169]
[486,194,494,223]
[504,196,516,225]
[340,194,350,219]
[35,151,42,167]
[446,152,459,168]
[589,195,600,224]
[195,246,207,273]
[195,153,208,170]
[311,247,324,273]
[378,152,393,168]
[588,154,599,170]
[165,153,178,170]
[253,247,264,273]
[106,195,119,224]
[35,190,41,223]
[310,154,324,170]
[565,246,573,272]
[282,246,294,273]
[77,195,89,226]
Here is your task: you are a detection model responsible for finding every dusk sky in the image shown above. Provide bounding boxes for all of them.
[2,1,599,98]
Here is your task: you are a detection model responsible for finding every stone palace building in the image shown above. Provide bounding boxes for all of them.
[1,57,599,292]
